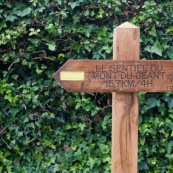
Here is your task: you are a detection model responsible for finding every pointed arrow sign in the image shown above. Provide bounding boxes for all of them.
[53,60,173,92]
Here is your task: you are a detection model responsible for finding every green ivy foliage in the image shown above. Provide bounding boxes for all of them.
[0,0,172,172]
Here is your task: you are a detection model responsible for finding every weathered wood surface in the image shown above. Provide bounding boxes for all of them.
[112,22,139,173]
[53,60,173,92]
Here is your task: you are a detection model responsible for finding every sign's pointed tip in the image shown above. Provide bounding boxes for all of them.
[116,22,138,29]
[53,70,60,83]
[52,73,56,80]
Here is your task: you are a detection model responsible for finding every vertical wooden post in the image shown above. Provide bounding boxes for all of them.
[112,22,140,173]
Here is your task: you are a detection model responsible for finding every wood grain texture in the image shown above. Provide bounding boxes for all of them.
[112,22,139,173]
[53,60,173,92]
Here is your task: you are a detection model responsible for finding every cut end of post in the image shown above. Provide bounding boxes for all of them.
[116,22,139,29]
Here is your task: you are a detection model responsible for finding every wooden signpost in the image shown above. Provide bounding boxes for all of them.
[54,60,173,92]
[53,22,172,172]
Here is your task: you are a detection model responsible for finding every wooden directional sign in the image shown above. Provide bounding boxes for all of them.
[53,60,173,92]
[53,22,173,173]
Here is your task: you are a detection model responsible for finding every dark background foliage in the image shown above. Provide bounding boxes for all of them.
[0,0,173,172]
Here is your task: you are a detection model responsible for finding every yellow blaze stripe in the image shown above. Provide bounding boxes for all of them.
[60,71,84,81]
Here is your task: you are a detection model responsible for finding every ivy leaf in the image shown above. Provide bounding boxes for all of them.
[151,46,162,56]
[139,161,149,170]
[98,27,107,37]
[88,157,94,169]
[103,155,110,163]
[0,20,6,30]
[98,8,104,18]
[165,141,173,154]
[46,42,56,51]
[6,14,17,22]
[168,47,173,59]
[4,93,13,103]
[165,154,173,161]
[75,102,81,109]
[78,123,86,132]
[140,137,145,146]
[21,7,32,17]
[166,26,173,34]
[9,108,19,116]
[148,98,160,108]
[99,144,109,154]
[68,2,79,9]
[149,28,157,36]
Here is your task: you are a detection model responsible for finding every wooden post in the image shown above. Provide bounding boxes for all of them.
[112,22,140,172]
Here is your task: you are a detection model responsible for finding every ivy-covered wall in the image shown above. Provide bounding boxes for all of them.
[0,0,173,172]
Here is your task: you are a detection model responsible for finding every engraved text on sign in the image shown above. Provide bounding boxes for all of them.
[92,63,165,90]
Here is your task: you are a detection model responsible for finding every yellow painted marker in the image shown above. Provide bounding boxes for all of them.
[60,71,84,81]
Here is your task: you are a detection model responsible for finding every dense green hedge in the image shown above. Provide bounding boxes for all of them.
[0,0,173,172]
